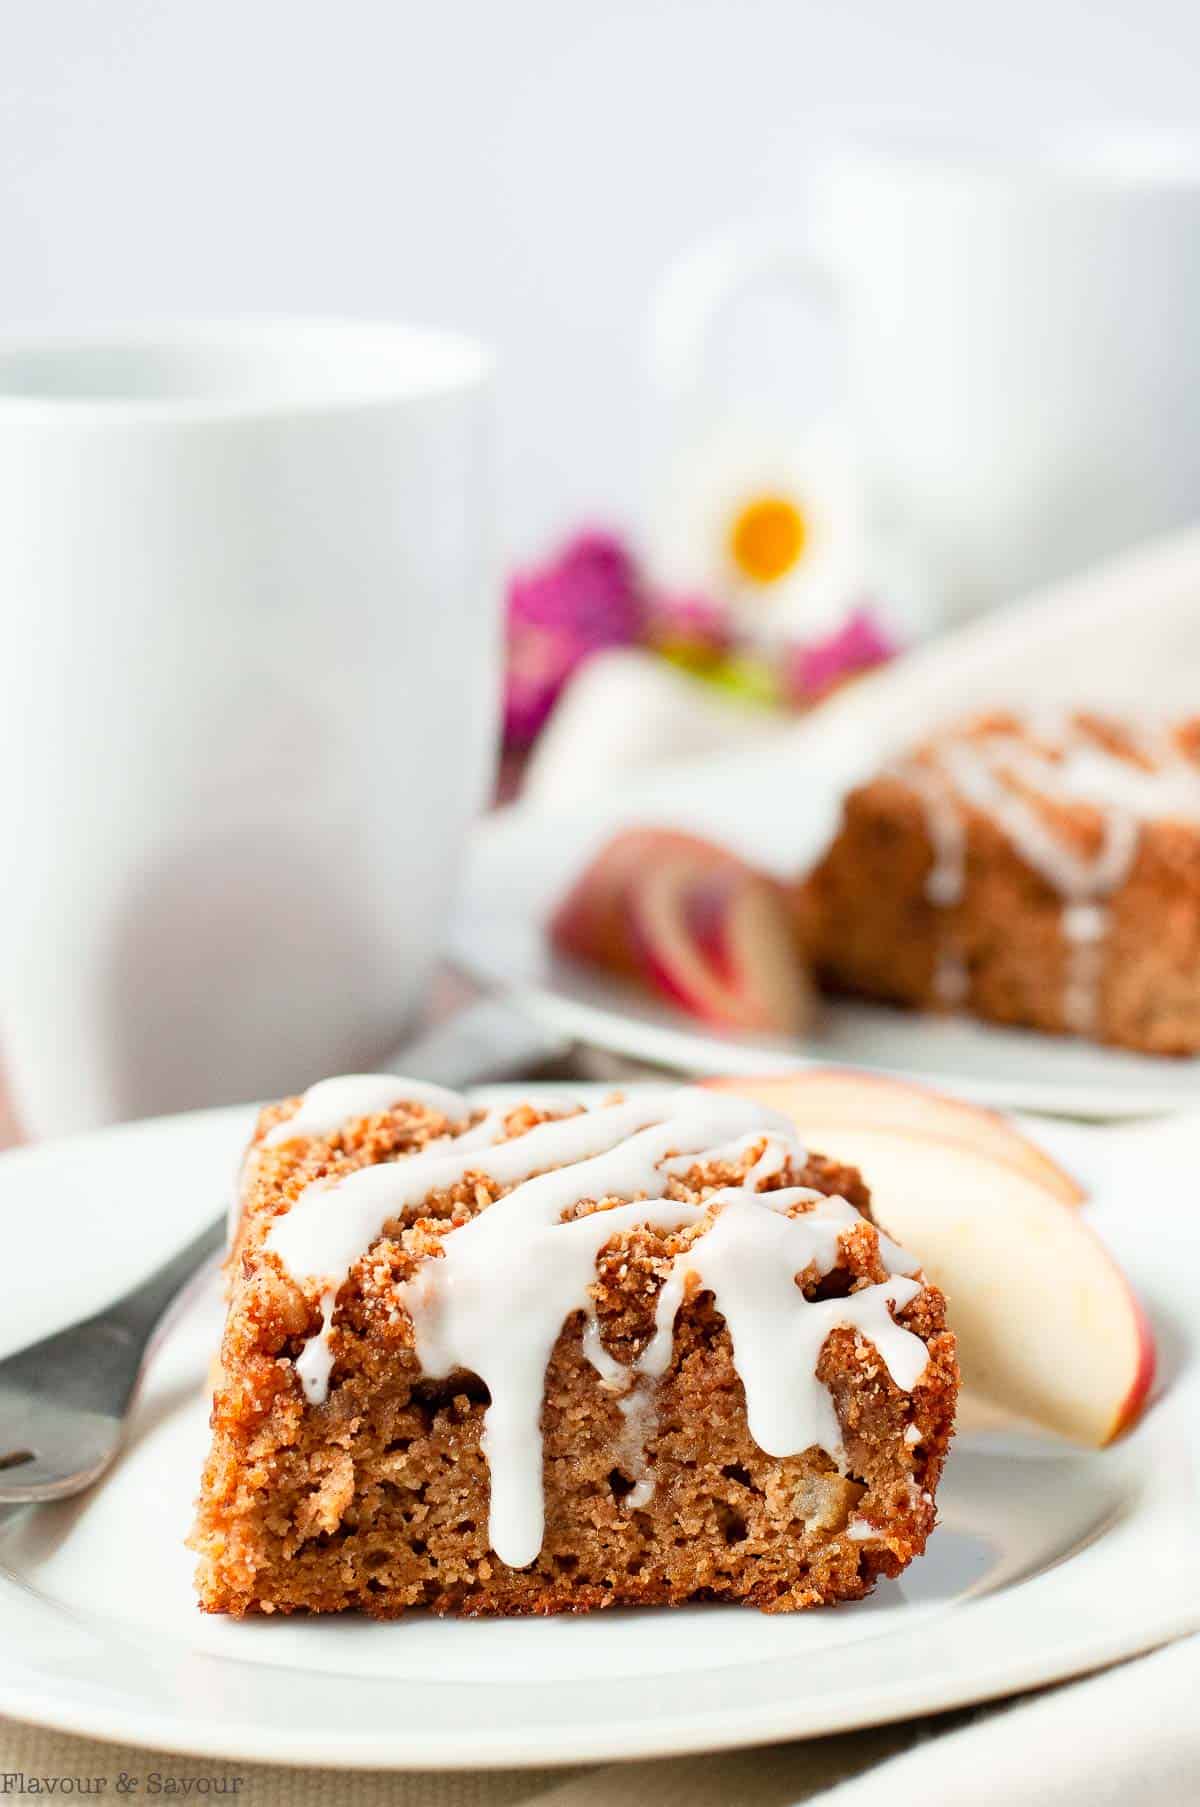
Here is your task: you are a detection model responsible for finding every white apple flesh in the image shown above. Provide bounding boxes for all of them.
[706,1068,1084,1207]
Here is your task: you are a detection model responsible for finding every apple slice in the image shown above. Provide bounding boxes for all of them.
[551,829,814,1036]
[706,1069,1085,1207]
[778,1122,1153,1446]
[626,857,812,1034]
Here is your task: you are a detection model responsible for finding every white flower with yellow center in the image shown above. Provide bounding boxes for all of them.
[649,424,871,647]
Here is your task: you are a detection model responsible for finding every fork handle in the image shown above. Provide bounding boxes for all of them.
[0,1209,227,1436]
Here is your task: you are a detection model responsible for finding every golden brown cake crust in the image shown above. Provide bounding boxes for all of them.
[190,1095,957,1618]
[797,711,1200,1055]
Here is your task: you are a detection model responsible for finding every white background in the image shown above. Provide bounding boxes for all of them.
[2,0,1198,558]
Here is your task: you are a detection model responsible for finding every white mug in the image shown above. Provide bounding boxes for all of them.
[650,134,1200,623]
[0,320,497,1137]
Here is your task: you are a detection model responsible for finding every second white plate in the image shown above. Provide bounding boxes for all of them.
[451,742,1200,1118]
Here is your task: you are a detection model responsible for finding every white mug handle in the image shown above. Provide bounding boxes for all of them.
[648,219,839,407]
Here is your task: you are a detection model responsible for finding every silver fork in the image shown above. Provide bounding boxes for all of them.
[0,996,571,1506]
[0,1214,226,1502]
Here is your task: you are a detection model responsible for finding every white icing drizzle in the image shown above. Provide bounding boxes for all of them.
[579,1316,659,1510]
[233,1074,473,1258]
[938,738,1143,901]
[892,760,969,1007]
[933,946,969,1008]
[295,1291,339,1403]
[899,718,1200,1033]
[270,1089,693,1282]
[263,1074,471,1148]
[901,763,968,910]
[646,1190,922,1466]
[262,1084,929,1570]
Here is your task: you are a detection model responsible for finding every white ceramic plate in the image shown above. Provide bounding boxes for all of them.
[450,739,1200,1118]
[0,1096,1196,1769]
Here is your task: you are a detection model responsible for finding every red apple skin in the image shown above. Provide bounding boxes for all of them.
[623,866,763,1030]
[627,903,720,1021]
[685,870,810,1017]
[1107,1290,1157,1442]
[550,829,740,978]
[624,860,811,1035]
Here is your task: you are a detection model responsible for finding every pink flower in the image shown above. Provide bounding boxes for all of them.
[787,606,897,702]
[504,532,644,747]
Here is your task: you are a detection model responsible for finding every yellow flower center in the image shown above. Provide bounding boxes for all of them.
[728,494,807,586]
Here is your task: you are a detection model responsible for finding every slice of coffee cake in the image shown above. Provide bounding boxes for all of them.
[191,1077,957,1616]
[798,711,1200,1054]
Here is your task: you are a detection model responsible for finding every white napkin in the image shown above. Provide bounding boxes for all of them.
[537,1639,1200,1804]
[523,647,779,805]
[3,1640,1196,1804]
